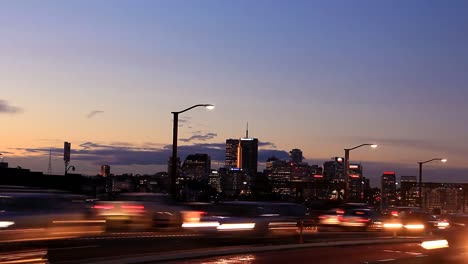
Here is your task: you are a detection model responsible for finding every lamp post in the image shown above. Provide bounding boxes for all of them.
[170,104,214,200]
[344,143,377,201]
[418,158,447,209]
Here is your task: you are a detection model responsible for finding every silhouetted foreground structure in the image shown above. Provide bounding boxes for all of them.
[0,166,98,195]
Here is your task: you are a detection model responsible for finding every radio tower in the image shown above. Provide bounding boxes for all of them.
[47,148,53,175]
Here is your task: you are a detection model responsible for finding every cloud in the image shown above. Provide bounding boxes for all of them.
[0,100,23,114]
[258,149,289,162]
[87,110,104,119]
[176,117,191,128]
[259,141,277,148]
[178,117,191,123]
[110,142,135,147]
[13,140,288,167]
[180,132,217,142]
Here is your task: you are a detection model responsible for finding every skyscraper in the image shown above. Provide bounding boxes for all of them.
[348,164,363,202]
[382,172,397,209]
[323,157,345,181]
[238,138,258,175]
[208,170,222,193]
[267,160,293,197]
[400,176,418,207]
[225,139,239,168]
[225,127,258,176]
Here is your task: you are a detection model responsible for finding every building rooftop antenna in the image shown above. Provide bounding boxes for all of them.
[246,122,249,138]
[47,148,53,175]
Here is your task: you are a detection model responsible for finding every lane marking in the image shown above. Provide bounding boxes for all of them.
[73,233,200,240]
[405,252,422,255]
[378,259,396,262]
[50,245,100,251]
[383,250,401,253]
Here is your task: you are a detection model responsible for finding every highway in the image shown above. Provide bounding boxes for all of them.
[181,243,431,264]
[0,231,442,264]
[180,243,467,264]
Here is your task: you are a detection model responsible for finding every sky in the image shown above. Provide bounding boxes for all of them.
[1,0,467,186]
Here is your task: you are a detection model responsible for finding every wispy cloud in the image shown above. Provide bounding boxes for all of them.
[178,117,191,123]
[180,132,217,142]
[0,100,23,114]
[87,110,104,119]
[259,141,277,149]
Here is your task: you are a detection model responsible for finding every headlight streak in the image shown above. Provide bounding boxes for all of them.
[421,240,449,250]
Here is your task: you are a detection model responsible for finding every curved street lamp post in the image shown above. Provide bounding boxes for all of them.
[344,144,377,201]
[170,104,214,200]
[418,158,447,209]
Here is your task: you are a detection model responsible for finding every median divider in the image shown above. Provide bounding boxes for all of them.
[83,237,425,264]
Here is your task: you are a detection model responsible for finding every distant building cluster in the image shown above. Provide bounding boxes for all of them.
[168,131,375,204]
[1,134,467,214]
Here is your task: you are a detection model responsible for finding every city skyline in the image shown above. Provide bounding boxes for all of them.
[1,1,468,185]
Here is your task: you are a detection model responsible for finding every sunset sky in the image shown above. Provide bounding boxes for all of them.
[1,0,467,185]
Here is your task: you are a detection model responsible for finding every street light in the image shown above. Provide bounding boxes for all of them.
[170,104,214,200]
[344,143,377,201]
[418,158,447,209]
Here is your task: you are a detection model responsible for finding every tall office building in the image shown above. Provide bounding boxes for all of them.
[181,154,211,180]
[348,164,363,202]
[225,139,239,168]
[323,157,345,181]
[289,149,303,164]
[267,160,293,197]
[382,172,397,208]
[225,132,258,175]
[208,170,222,193]
[400,176,418,207]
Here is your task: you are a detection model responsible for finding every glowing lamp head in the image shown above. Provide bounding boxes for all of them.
[205,105,215,110]
[440,159,447,163]
[370,144,378,149]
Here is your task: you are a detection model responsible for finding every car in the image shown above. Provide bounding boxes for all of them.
[383,210,450,235]
[0,191,104,242]
[339,208,383,231]
[91,192,187,231]
[182,201,310,237]
[318,207,382,231]
[318,208,345,229]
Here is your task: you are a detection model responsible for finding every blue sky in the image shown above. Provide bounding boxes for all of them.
[1,0,467,185]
